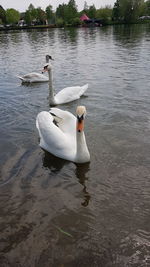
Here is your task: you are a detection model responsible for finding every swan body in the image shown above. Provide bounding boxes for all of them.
[36,106,90,163]
[17,72,49,83]
[54,84,88,105]
[43,57,88,106]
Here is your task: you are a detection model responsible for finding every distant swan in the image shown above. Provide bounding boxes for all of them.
[43,55,88,106]
[36,106,90,163]
[17,55,54,83]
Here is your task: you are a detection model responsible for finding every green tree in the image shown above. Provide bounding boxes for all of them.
[6,8,20,24]
[56,4,66,20]
[72,17,81,26]
[36,7,46,25]
[66,0,78,24]
[113,0,145,23]
[138,0,147,17]
[56,0,78,25]
[28,4,34,11]
[24,4,37,25]
[24,10,32,25]
[96,6,112,23]
[83,1,88,11]
[28,4,38,20]
[112,0,120,21]
[145,0,150,15]
[87,4,96,18]
[68,0,78,11]
[0,5,6,24]
[56,17,64,27]
[46,5,55,24]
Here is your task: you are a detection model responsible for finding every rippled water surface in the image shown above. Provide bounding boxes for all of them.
[0,25,150,266]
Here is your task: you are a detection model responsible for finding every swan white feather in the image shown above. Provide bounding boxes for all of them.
[36,106,90,163]
[54,84,88,104]
[17,72,49,83]
[43,58,88,105]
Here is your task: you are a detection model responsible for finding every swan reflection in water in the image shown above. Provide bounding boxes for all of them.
[42,150,68,174]
[42,151,91,206]
[75,162,91,207]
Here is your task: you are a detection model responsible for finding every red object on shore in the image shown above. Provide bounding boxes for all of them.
[80,14,90,21]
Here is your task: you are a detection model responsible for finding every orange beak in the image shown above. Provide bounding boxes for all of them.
[77,120,84,132]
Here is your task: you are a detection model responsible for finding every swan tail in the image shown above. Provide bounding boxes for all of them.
[36,111,53,131]
[36,111,53,149]
[55,84,89,104]
[80,83,88,96]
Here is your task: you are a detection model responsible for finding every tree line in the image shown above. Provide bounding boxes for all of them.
[0,0,150,27]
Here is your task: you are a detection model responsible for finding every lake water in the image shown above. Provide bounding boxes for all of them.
[0,25,150,266]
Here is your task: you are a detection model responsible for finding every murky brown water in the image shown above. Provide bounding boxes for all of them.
[0,25,150,266]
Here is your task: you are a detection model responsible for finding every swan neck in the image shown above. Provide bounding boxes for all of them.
[76,123,90,163]
[48,69,55,104]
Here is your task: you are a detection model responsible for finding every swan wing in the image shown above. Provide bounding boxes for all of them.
[55,84,88,104]
[49,107,76,135]
[36,110,76,160]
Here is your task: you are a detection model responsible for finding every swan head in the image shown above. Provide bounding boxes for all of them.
[76,106,86,133]
[42,63,52,73]
[46,55,54,62]
[42,55,54,73]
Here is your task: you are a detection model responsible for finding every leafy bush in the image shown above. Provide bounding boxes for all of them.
[71,17,81,26]
[56,17,64,27]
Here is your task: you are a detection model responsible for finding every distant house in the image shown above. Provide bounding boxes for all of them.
[80,14,90,22]
[80,13,103,27]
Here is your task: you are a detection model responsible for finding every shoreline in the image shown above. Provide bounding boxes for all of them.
[0,24,57,31]
[0,21,149,32]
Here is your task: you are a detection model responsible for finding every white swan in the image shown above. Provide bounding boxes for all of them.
[36,106,90,163]
[42,55,88,106]
[17,55,54,83]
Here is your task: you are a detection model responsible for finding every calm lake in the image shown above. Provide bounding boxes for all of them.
[0,24,150,266]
